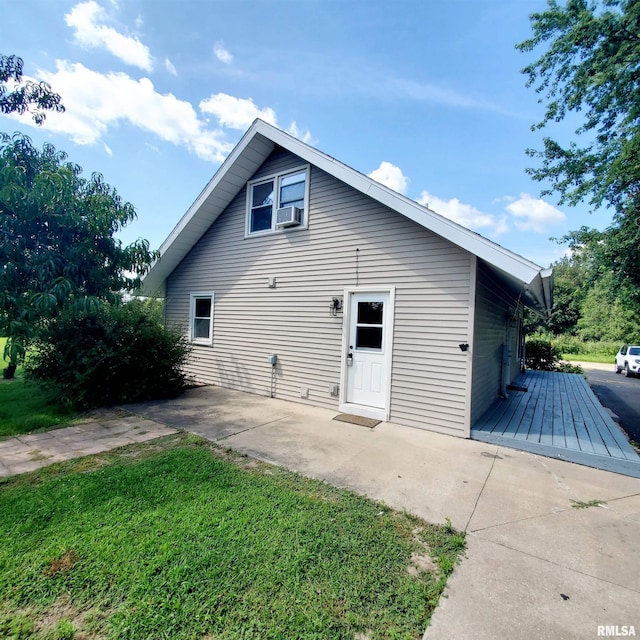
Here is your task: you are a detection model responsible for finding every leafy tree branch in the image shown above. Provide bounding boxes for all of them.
[0,133,158,377]
[0,54,64,124]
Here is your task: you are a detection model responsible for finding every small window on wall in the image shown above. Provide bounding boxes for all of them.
[190,292,214,344]
[249,180,275,234]
[246,166,309,236]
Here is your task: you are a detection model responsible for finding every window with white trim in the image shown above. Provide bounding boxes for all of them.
[189,292,214,344]
[246,166,309,236]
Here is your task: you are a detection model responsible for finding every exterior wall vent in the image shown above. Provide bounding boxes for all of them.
[275,206,301,228]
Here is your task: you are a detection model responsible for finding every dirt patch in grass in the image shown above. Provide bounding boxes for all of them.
[1,595,113,640]
[44,550,80,578]
[72,456,113,474]
[407,526,440,575]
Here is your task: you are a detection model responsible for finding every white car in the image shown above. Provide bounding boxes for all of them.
[615,345,640,377]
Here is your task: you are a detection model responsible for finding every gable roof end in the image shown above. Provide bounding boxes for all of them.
[141,119,552,315]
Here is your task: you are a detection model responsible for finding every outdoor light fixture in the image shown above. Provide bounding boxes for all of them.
[329,297,343,316]
[459,343,469,352]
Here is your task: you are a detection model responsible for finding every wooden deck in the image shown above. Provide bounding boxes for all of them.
[472,370,640,478]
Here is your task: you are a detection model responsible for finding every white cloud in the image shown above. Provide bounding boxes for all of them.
[417,190,509,235]
[199,93,311,142]
[8,62,310,163]
[506,193,566,232]
[199,93,277,130]
[214,41,233,64]
[286,121,312,144]
[65,1,153,71]
[368,162,409,195]
[29,61,233,162]
[165,58,177,76]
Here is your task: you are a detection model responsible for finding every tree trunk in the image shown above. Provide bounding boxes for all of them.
[3,364,16,379]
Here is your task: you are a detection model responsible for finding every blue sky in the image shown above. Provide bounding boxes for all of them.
[1,0,613,268]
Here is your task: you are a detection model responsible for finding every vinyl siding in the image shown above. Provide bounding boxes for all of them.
[166,147,474,437]
[470,260,525,425]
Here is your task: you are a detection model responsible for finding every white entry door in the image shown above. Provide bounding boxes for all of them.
[344,291,392,415]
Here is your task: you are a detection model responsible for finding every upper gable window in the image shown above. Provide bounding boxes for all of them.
[246,166,309,236]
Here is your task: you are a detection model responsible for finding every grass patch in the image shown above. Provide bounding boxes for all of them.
[0,378,79,439]
[562,353,614,364]
[570,499,606,509]
[0,435,465,639]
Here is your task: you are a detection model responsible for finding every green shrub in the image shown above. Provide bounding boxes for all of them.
[525,338,582,373]
[552,334,620,357]
[526,338,562,371]
[26,300,191,409]
[553,361,584,373]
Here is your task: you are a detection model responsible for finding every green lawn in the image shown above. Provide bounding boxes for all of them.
[562,353,614,364]
[0,377,79,439]
[1,336,80,439]
[0,434,464,640]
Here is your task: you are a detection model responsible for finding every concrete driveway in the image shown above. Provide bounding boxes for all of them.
[126,386,640,640]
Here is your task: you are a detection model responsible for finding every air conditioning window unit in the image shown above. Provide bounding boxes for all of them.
[275,205,301,228]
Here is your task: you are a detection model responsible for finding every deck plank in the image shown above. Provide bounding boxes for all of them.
[525,371,548,444]
[563,374,595,453]
[471,369,640,478]
[473,398,509,433]
[499,377,534,438]
[559,374,580,451]
[571,375,623,457]
[573,376,636,459]
[552,373,567,447]
[538,372,555,446]
[513,371,543,441]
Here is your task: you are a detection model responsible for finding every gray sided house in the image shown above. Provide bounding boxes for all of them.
[142,119,552,439]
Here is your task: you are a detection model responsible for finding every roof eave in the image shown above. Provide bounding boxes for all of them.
[141,119,553,307]
[140,122,275,295]
[524,267,554,317]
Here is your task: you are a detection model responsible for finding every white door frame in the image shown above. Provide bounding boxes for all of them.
[339,286,395,421]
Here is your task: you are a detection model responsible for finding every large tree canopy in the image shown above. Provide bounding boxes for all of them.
[518,0,640,305]
[517,0,639,213]
[0,133,157,373]
[0,54,64,124]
